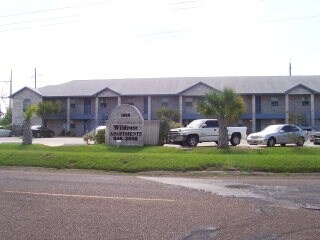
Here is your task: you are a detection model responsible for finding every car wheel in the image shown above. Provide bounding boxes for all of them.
[296,137,305,146]
[267,137,276,147]
[230,134,241,146]
[186,135,198,147]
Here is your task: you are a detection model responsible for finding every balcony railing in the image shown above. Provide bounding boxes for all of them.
[48,111,110,120]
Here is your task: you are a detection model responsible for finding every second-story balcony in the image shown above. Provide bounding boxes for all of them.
[47,113,95,120]
[242,112,285,120]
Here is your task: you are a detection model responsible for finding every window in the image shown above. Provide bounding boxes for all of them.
[271,97,279,106]
[161,97,169,108]
[100,98,107,108]
[290,126,299,132]
[185,97,193,107]
[198,97,205,103]
[70,100,76,109]
[23,99,31,112]
[205,120,219,128]
[282,125,291,132]
[302,96,310,106]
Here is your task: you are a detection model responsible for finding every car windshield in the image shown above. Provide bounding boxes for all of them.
[260,125,283,133]
[186,120,204,128]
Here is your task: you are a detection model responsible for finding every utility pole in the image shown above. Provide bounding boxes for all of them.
[34,68,37,88]
[289,59,292,76]
[0,70,12,114]
[9,70,12,108]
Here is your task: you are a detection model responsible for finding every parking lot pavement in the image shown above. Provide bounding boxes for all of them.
[0,137,86,146]
[167,139,317,148]
[0,137,317,147]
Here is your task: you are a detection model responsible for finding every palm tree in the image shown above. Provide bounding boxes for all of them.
[22,105,37,145]
[36,101,61,127]
[198,88,245,149]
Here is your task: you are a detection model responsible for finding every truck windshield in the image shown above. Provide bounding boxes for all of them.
[187,120,203,128]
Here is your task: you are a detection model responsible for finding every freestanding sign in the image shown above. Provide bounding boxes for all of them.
[107,104,144,146]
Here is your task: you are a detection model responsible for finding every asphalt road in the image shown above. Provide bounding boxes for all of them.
[1,169,320,240]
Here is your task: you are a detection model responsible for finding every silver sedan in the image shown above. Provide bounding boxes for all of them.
[247,124,308,147]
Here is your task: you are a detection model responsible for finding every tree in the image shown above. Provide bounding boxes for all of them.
[198,88,245,149]
[156,107,181,145]
[0,107,12,128]
[22,105,37,145]
[156,107,180,122]
[288,112,308,126]
[36,101,61,127]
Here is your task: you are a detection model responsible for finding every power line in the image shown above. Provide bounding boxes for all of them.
[169,0,203,5]
[133,29,192,38]
[0,1,109,33]
[258,13,320,23]
[0,15,77,28]
[0,19,82,33]
[0,1,110,18]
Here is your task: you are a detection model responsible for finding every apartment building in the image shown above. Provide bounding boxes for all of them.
[11,76,320,136]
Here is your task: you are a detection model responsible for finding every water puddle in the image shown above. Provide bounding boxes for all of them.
[178,227,219,240]
[139,177,314,210]
[300,203,320,210]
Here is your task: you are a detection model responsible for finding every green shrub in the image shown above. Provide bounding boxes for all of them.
[158,119,181,145]
[95,129,106,144]
[156,108,181,145]
[83,133,95,145]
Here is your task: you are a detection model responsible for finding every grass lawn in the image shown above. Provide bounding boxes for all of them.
[0,144,319,173]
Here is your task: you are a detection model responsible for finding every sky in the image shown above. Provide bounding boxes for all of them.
[1,0,320,110]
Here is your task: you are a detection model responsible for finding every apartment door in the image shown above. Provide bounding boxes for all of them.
[84,99,91,115]
[256,119,262,131]
[255,96,261,114]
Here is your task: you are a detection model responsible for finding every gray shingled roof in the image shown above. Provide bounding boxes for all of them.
[23,76,320,97]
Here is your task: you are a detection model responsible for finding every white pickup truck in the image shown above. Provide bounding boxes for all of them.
[168,119,247,147]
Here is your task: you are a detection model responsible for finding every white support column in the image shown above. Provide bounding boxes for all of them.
[251,95,256,133]
[148,96,152,120]
[179,95,183,125]
[311,93,315,127]
[285,94,289,124]
[67,97,70,131]
[95,97,99,127]
[117,96,121,106]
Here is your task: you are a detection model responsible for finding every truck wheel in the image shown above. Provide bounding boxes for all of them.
[186,135,198,147]
[230,134,241,146]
